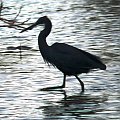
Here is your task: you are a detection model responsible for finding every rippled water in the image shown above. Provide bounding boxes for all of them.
[0,0,120,119]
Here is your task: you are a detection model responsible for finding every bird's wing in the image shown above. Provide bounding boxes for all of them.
[49,43,106,72]
[51,42,101,63]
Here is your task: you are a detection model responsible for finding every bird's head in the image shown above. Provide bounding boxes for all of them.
[20,16,49,33]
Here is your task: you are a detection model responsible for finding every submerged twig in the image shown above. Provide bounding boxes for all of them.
[19,43,22,59]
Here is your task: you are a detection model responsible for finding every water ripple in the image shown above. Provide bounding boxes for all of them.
[0,0,120,119]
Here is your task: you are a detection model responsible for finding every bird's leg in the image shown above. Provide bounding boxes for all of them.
[41,74,66,91]
[75,75,84,92]
[61,74,66,88]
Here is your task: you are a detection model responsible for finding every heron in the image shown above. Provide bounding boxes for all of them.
[20,16,106,92]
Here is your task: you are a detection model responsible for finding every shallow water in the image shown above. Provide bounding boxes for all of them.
[0,0,120,119]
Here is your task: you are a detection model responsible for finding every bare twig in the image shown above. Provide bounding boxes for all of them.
[0,1,30,30]
[13,6,23,21]
[0,1,3,15]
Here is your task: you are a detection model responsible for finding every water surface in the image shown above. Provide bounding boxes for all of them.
[0,0,120,119]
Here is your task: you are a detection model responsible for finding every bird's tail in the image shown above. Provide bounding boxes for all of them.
[99,63,106,70]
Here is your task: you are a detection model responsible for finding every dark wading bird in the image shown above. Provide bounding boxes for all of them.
[20,16,106,92]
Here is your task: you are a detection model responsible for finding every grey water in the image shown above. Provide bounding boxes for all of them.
[0,0,120,119]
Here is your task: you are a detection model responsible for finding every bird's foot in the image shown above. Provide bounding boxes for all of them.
[41,85,64,91]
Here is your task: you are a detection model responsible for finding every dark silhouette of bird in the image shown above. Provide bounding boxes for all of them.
[20,16,106,92]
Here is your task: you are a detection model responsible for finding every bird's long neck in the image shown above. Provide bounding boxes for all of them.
[38,19,52,57]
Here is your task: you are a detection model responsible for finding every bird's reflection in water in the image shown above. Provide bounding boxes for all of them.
[38,90,108,119]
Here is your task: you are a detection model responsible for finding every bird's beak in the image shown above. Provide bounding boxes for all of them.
[20,22,37,33]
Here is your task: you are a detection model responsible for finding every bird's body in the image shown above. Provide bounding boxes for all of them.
[21,16,106,92]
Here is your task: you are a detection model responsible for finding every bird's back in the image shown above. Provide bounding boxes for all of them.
[44,43,106,75]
